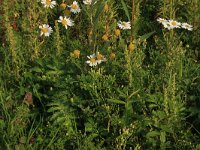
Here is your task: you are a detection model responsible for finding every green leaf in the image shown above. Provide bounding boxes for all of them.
[31,67,43,73]
[146,131,160,138]
[160,131,166,143]
[93,1,104,28]
[138,31,155,42]
[121,0,130,21]
[107,99,126,105]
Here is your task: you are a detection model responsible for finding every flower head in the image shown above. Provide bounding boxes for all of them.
[96,52,106,64]
[109,53,116,60]
[60,2,67,9]
[182,23,193,31]
[58,16,74,29]
[114,29,121,37]
[39,24,53,37]
[68,1,81,14]
[86,54,98,67]
[117,21,131,30]
[41,0,56,8]
[162,21,171,30]
[168,20,181,29]
[157,18,167,24]
[83,0,92,5]
[71,49,81,58]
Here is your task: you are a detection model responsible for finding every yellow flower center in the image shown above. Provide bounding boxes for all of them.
[171,21,177,26]
[71,4,78,9]
[122,22,126,26]
[46,0,51,6]
[90,58,96,63]
[41,28,48,33]
[61,19,68,26]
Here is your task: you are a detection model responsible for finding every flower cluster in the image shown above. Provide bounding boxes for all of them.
[157,18,193,31]
[86,52,106,67]
[38,1,134,67]
[39,1,81,36]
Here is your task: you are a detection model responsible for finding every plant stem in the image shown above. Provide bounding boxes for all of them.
[131,0,134,41]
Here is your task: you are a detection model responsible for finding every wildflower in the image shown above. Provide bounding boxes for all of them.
[39,24,53,37]
[168,20,181,29]
[23,92,33,106]
[96,52,106,64]
[109,53,116,60]
[157,18,167,24]
[128,42,134,52]
[102,34,109,41]
[60,2,67,9]
[104,3,109,13]
[117,21,131,30]
[181,23,193,31]
[114,29,121,37]
[68,1,81,14]
[86,54,98,67]
[58,16,74,29]
[83,0,92,5]
[41,0,56,8]
[71,49,80,58]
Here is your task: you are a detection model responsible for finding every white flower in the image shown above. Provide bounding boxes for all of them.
[157,18,167,24]
[168,20,181,29]
[58,16,74,29]
[181,22,193,31]
[83,0,92,5]
[41,0,56,8]
[96,52,106,64]
[86,53,98,67]
[68,1,81,14]
[117,21,131,30]
[162,21,172,30]
[39,24,53,37]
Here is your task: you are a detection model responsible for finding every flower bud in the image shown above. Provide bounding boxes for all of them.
[128,42,134,52]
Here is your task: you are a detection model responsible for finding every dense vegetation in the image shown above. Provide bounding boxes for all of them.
[0,0,200,149]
